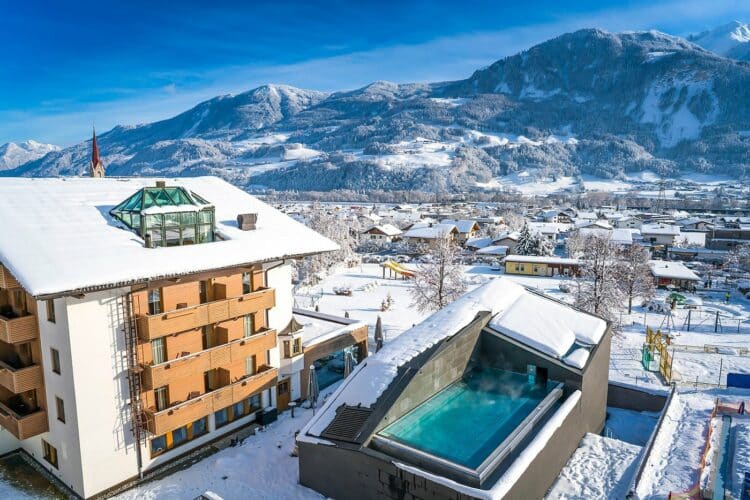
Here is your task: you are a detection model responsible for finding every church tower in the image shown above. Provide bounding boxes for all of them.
[90,128,105,178]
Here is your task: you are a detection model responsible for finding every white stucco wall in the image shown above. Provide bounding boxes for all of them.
[64,288,140,497]
[25,296,86,495]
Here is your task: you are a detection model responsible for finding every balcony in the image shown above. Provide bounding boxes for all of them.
[0,315,38,344]
[137,287,275,340]
[143,366,278,435]
[0,401,48,440]
[141,328,277,390]
[0,266,20,290]
[0,361,44,394]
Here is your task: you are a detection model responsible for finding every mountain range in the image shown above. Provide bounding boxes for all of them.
[5,24,750,193]
[0,140,60,171]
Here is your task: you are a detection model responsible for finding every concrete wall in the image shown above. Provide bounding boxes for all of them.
[607,382,667,413]
[299,441,476,500]
[375,314,486,433]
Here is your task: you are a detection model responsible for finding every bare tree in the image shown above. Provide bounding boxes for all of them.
[500,209,525,232]
[410,236,467,312]
[617,244,654,314]
[296,203,358,284]
[574,234,624,323]
[565,230,586,258]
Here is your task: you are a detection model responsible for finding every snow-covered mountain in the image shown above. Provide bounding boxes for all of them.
[6,28,750,192]
[688,20,750,61]
[0,140,60,170]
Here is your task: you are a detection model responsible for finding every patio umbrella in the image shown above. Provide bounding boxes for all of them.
[307,365,319,414]
[374,316,384,352]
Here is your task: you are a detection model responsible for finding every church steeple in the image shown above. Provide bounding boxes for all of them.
[90,127,105,178]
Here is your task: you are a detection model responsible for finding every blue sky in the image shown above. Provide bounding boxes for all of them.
[2,0,750,146]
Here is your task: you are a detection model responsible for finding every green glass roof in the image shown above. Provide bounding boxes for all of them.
[111,186,212,214]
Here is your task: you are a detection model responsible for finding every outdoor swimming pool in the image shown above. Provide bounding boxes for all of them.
[377,367,557,470]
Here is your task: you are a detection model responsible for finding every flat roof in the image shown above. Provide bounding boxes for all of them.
[504,255,579,265]
[0,177,338,297]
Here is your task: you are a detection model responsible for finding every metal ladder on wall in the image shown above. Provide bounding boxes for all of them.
[119,292,146,477]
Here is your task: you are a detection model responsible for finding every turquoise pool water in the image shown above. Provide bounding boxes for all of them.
[378,368,554,469]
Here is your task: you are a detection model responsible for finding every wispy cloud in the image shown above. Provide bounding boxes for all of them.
[4,0,749,146]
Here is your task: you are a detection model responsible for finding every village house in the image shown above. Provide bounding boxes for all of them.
[641,223,681,247]
[648,260,701,291]
[360,224,403,243]
[440,219,481,243]
[402,223,459,246]
[503,255,581,277]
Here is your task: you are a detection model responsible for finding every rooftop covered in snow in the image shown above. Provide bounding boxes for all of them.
[303,278,607,439]
[0,177,338,297]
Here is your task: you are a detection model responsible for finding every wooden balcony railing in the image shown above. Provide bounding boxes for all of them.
[0,362,44,394]
[0,315,39,344]
[141,328,277,390]
[0,401,48,440]
[142,366,278,435]
[137,288,275,340]
[0,265,20,290]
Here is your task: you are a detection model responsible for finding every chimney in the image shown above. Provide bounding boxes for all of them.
[237,213,258,231]
[155,180,166,188]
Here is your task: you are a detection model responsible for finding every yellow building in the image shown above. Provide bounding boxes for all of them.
[504,255,580,277]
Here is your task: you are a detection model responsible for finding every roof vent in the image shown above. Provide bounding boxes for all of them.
[155,180,166,188]
[237,213,258,231]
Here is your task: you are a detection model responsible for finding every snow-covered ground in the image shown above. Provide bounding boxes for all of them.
[114,386,346,500]
[546,434,641,499]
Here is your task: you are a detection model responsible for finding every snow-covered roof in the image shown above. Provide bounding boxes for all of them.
[641,223,680,236]
[0,177,338,297]
[465,236,493,249]
[503,255,579,265]
[476,245,509,255]
[362,223,402,236]
[292,310,366,348]
[440,219,479,234]
[304,278,607,438]
[648,260,700,281]
[403,223,457,239]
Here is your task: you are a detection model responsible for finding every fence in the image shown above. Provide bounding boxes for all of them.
[668,399,720,499]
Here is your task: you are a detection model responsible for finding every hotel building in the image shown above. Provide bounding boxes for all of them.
[0,175,339,498]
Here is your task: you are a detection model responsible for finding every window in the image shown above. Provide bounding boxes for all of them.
[242,272,252,294]
[232,401,245,420]
[243,314,254,338]
[172,426,188,446]
[46,300,55,323]
[154,386,169,411]
[148,289,162,315]
[283,340,291,358]
[247,394,262,413]
[245,355,256,376]
[50,348,61,374]
[42,440,58,468]
[293,337,302,355]
[55,397,65,423]
[150,435,167,456]
[214,407,229,428]
[151,338,166,365]
[191,416,208,438]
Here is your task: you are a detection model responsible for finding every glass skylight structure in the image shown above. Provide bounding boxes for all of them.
[110,185,216,247]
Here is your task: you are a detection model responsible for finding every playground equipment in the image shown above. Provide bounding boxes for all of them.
[381,260,416,279]
[643,327,674,383]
